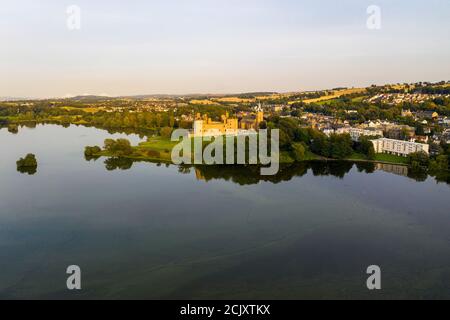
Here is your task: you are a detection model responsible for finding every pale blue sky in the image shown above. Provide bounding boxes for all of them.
[1,0,449,98]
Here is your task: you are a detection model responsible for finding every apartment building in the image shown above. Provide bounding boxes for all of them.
[371,138,429,156]
[335,127,383,141]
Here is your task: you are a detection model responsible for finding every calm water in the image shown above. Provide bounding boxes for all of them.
[1,124,450,299]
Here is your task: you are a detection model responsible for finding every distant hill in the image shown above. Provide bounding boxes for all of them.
[68,95,112,101]
[119,92,278,100]
[0,97,34,102]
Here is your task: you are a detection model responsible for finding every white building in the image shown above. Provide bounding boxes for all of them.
[371,138,429,157]
[322,128,335,136]
[335,127,383,141]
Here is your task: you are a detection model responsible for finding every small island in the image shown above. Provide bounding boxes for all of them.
[16,153,38,175]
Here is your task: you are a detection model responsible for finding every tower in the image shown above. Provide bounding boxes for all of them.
[256,111,264,124]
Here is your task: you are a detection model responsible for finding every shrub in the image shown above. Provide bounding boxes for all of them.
[84,146,101,157]
[103,138,133,156]
[160,127,173,138]
[17,154,37,168]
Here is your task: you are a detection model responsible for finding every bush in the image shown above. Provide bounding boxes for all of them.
[84,146,101,157]
[160,127,173,138]
[103,138,133,156]
[17,154,37,168]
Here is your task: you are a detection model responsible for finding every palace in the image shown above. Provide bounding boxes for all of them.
[192,110,264,137]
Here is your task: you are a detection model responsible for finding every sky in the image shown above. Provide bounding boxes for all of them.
[1,0,449,98]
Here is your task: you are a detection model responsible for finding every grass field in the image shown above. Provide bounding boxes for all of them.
[289,88,366,105]
[189,100,219,106]
[348,152,368,160]
[374,153,409,164]
[212,97,255,103]
[61,106,100,113]
[138,137,178,152]
[348,152,409,165]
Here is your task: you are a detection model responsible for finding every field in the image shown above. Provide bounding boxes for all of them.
[289,88,366,105]
[212,97,255,103]
[61,106,101,113]
[189,100,219,105]
[138,137,178,152]
[374,153,409,164]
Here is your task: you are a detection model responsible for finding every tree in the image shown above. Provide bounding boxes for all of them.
[328,134,353,159]
[291,143,306,161]
[17,154,38,175]
[311,133,329,157]
[103,138,133,156]
[357,137,376,160]
[408,151,429,167]
[84,146,102,160]
[160,127,173,138]
[17,153,38,168]
[429,155,449,172]
[84,146,101,156]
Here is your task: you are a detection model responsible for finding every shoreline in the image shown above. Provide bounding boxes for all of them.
[88,151,412,168]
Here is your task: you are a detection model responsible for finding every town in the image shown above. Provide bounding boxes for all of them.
[1,81,449,174]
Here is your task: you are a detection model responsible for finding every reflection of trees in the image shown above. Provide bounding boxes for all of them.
[195,162,338,185]
[89,156,449,186]
[407,168,429,182]
[21,122,37,129]
[356,162,376,173]
[17,166,37,175]
[104,157,133,171]
[84,154,101,162]
[432,171,450,185]
[178,165,191,174]
[80,124,156,138]
[310,161,353,179]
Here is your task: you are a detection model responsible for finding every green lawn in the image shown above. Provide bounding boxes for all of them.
[374,153,409,164]
[347,152,367,160]
[138,137,178,152]
[346,152,409,165]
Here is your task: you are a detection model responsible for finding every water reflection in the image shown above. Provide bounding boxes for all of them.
[2,124,450,299]
[16,166,37,175]
[91,157,450,186]
[104,157,134,171]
